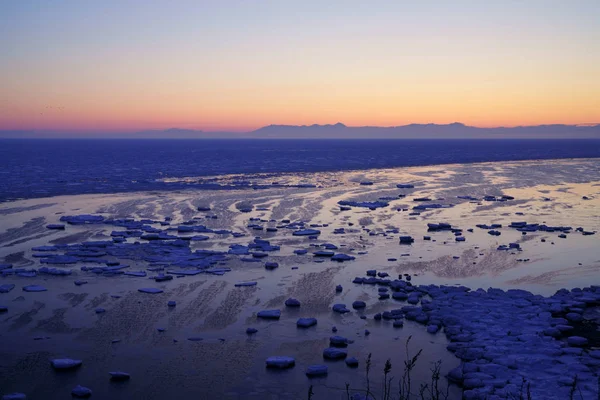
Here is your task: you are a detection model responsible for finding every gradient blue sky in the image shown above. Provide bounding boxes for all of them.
[1,1,599,132]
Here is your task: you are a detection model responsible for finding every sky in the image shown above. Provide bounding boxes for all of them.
[1,1,599,133]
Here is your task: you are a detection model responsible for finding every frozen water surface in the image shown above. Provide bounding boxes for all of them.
[0,157,599,399]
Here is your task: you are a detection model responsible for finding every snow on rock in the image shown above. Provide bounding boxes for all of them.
[381,283,600,399]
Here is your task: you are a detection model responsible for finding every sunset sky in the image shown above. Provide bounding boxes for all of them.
[1,1,599,133]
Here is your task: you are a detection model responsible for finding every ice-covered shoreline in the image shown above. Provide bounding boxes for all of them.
[0,157,599,399]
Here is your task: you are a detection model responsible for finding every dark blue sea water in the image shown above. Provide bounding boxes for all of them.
[1,139,599,201]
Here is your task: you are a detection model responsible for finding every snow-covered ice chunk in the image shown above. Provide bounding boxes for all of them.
[297,318,317,328]
[137,288,163,294]
[51,358,82,370]
[345,357,359,367]
[323,347,347,360]
[306,365,328,377]
[285,298,301,307]
[71,385,92,398]
[0,284,15,293]
[257,309,281,319]
[332,304,350,313]
[265,356,295,369]
[22,285,47,292]
[235,281,257,287]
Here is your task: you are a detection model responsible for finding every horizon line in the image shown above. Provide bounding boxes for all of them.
[2,121,600,134]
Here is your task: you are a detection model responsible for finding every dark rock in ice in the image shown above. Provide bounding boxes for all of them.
[313,250,335,257]
[294,249,308,255]
[366,270,377,277]
[60,215,105,225]
[257,309,281,319]
[46,224,65,230]
[399,236,414,244]
[331,254,355,261]
[323,347,347,360]
[0,263,13,271]
[235,281,257,287]
[246,327,258,334]
[137,288,163,294]
[265,356,295,369]
[352,301,366,309]
[109,371,130,381]
[293,229,321,236]
[360,181,373,186]
[265,262,279,270]
[0,306,7,313]
[124,271,147,277]
[23,285,47,292]
[190,235,210,241]
[0,284,15,293]
[71,385,92,398]
[338,200,389,209]
[95,308,106,314]
[285,298,301,307]
[396,184,414,189]
[51,358,82,370]
[297,318,317,328]
[345,357,359,367]
[332,304,350,313]
[306,365,328,377]
[455,236,466,242]
[393,320,404,328]
[335,285,343,292]
[187,336,203,341]
[154,275,173,282]
[197,206,211,211]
